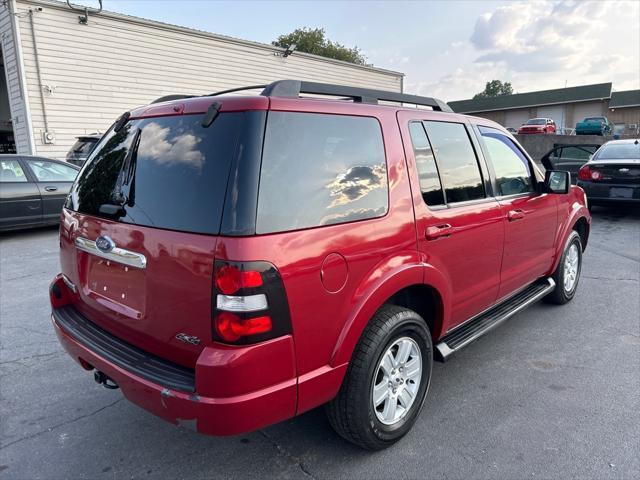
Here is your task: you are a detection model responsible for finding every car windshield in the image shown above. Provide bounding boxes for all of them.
[71,138,98,154]
[594,143,640,160]
[526,119,546,125]
[584,118,604,123]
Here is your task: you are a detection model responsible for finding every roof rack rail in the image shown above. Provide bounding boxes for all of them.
[260,80,453,112]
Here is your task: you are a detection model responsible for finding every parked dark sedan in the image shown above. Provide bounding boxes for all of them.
[0,155,79,231]
[541,144,601,183]
[577,139,640,209]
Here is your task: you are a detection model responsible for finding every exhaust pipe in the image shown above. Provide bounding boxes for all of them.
[94,370,119,389]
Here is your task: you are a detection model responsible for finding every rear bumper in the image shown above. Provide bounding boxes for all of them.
[52,309,297,436]
[577,181,640,203]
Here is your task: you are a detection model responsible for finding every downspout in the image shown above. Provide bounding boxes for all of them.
[8,0,36,154]
[28,7,50,136]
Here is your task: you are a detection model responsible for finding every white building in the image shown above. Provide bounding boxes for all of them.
[1,0,403,158]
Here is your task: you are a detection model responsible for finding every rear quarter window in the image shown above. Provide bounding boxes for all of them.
[256,112,388,234]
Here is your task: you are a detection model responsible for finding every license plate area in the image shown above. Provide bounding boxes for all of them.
[84,257,146,320]
[609,187,633,199]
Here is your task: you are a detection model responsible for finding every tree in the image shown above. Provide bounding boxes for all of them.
[272,28,367,65]
[473,80,513,99]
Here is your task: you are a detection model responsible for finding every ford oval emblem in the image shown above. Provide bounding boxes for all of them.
[95,235,116,253]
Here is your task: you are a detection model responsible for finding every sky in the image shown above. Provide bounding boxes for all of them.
[98,0,639,102]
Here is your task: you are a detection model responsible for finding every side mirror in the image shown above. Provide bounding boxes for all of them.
[544,170,570,194]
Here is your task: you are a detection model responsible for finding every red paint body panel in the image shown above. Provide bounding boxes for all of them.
[52,93,591,436]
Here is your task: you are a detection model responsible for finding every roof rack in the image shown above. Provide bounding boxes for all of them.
[261,80,453,112]
[151,80,453,112]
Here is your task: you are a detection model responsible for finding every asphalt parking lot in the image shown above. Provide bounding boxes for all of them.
[0,206,638,480]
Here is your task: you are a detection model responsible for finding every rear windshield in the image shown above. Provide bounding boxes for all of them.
[70,138,98,155]
[594,143,640,160]
[66,113,243,235]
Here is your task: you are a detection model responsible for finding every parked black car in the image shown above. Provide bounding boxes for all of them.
[541,144,600,183]
[0,155,79,231]
[65,134,101,166]
[577,139,640,209]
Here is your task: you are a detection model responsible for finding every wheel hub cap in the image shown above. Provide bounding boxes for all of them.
[372,337,422,425]
[563,244,579,292]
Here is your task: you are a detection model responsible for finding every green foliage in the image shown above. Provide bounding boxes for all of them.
[272,27,367,65]
[473,80,514,99]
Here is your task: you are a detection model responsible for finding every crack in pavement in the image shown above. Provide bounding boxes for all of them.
[0,351,63,366]
[258,430,317,479]
[590,243,640,263]
[0,398,124,451]
[582,275,639,282]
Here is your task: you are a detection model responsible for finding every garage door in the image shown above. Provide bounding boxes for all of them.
[504,109,530,129]
[573,102,604,127]
[537,105,565,133]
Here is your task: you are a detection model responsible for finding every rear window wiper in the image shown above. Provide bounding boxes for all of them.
[98,128,141,217]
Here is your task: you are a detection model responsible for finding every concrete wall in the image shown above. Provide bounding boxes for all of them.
[11,0,403,159]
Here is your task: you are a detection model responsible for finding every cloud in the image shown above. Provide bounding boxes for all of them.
[409,0,639,101]
[470,1,613,72]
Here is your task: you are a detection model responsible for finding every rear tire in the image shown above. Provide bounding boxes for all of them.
[545,231,583,305]
[326,305,432,450]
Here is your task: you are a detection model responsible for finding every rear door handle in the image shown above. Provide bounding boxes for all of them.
[507,209,525,221]
[425,224,452,240]
[44,186,58,192]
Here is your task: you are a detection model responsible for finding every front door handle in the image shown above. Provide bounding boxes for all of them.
[44,186,58,192]
[507,209,525,221]
[425,224,452,241]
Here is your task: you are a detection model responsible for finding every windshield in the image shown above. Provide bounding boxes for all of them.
[526,119,546,125]
[66,112,248,235]
[70,138,98,155]
[594,143,640,160]
[584,117,604,123]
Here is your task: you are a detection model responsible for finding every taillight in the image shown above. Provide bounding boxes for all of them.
[578,165,591,181]
[578,165,602,181]
[212,260,291,345]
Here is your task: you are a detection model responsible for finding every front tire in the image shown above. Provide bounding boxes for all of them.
[326,305,432,450]
[546,231,583,304]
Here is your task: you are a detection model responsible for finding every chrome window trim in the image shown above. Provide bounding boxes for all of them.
[74,237,147,269]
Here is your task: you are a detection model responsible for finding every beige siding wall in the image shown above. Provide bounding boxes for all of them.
[13,0,402,159]
[1,1,32,154]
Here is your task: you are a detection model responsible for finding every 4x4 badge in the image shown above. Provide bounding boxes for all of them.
[176,333,201,345]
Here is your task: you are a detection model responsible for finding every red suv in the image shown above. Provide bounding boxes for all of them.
[50,80,590,450]
[518,118,557,134]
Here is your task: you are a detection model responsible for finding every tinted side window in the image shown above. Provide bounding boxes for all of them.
[479,126,533,196]
[408,122,445,206]
[257,112,388,234]
[423,121,485,203]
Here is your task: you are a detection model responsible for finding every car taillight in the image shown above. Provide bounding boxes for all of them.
[578,165,602,181]
[212,260,291,345]
[578,165,592,181]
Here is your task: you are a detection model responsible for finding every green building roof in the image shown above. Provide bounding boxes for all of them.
[449,83,612,113]
[609,89,640,108]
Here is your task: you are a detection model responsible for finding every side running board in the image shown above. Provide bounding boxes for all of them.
[435,278,556,362]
